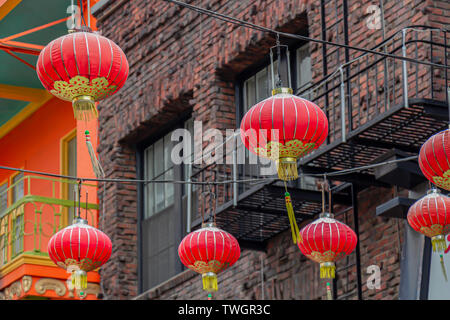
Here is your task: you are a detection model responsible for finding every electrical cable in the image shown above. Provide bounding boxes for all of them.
[0,155,419,185]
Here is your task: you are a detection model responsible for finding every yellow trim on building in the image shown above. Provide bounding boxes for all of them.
[0,253,55,275]
[0,84,50,102]
[0,94,52,140]
[60,128,77,227]
[0,0,21,21]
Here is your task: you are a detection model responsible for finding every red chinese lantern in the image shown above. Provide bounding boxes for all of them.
[297,213,357,279]
[36,31,129,121]
[418,129,450,191]
[407,188,450,252]
[47,218,112,294]
[178,222,240,293]
[240,87,328,181]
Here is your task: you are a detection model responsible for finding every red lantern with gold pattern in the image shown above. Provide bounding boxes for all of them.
[36,31,128,121]
[240,87,328,181]
[418,129,450,191]
[297,212,357,279]
[47,218,112,294]
[407,188,450,252]
[178,222,240,292]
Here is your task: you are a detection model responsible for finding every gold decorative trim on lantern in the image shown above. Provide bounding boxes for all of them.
[202,272,218,292]
[50,76,116,101]
[308,250,346,264]
[320,262,336,279]
[272,87,293,95]
[432,170,450,190]
[277,157,298,181]
[253,140,316,160]
[431,234,448,252]
[189,260,230,274]
[419,224,450,239]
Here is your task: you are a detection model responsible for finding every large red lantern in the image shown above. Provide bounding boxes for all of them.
[297,213,357,279]
[36,31,128,121]
[407,188,450,252]
[240,87,328,181]
[418,129,450,191]
[178,222,240,293]
[47,218,112,294]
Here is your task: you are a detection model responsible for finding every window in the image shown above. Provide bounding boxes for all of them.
[0,217,7,265]
[140,117,194,292]
[144,132,175,219]
[12,213,23,256]
[11,172,24,204]
[10,173,24,256]
[0,182,7,213]
[63,133,77,224]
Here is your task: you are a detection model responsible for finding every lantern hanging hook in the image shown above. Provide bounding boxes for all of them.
[76,179,83,219]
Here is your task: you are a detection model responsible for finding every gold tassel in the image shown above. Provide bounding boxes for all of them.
[73,95,98,121]
[276,158,298,181]
[85,130,105,178]
[202,272,218,292]
[72,270,88,293]
[431,235,447,252]
[320,262,336,279]
[285,192,300,243]
[440,255,448,282]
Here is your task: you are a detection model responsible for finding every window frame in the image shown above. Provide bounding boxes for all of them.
[60,128,77,227]
[136,113,193,294]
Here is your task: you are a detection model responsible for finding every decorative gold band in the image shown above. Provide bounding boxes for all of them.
[73,95,95,104]
[278,157,297,164]
[272,87,293,95]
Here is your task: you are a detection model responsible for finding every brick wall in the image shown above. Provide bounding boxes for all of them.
[93,0,448,299]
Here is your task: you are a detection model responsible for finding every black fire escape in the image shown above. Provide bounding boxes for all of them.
[188,0,449,300]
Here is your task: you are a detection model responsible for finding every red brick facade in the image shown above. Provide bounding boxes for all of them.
[92,0,449,299]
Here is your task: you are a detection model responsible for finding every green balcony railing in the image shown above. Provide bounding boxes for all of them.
[0,174,98,266]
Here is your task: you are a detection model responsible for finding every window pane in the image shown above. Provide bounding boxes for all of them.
[154,139,164,178]
[12,173,24,203]
[256,67,269,102]
[297,43,312,92]
[244,76,256,113]
[144,146,155,218]
[164,133,173,172]
[0,183,7,213]
[165,168,174,207]
[13,215,22,256]
[155,177,165,213]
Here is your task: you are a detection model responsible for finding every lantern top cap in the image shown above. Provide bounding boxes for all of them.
[427,188,441,195]
[202,222,217,228]
[319,212,334,219]
[72,218,89,225]
[272,87,293,96]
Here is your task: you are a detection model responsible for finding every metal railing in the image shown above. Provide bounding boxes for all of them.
[296,26,449,146]
[0,174,98,266]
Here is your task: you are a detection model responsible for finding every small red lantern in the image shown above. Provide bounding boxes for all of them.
[47,218,112,294]
[178,222,240,292]
[240,87,328,181]
[418,129,450,191]
[407,189,450,252]
[36,31,128,121]
[297,213,357,279]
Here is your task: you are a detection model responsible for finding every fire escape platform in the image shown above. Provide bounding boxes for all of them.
[193,180,352,249]
[299,98,448,176]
